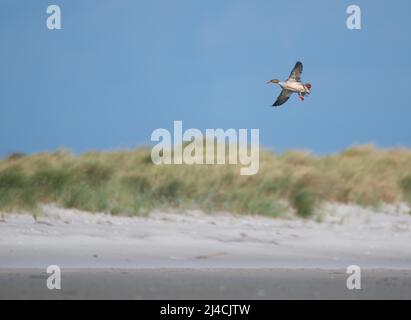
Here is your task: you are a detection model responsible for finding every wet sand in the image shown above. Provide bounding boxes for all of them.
[1,268,411,299]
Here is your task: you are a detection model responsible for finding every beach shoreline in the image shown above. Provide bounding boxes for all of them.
[1,204,411,299]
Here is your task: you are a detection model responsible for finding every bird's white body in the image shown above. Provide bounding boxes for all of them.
[279,80,310,94]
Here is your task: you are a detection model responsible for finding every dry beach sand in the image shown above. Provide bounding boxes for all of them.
[1,203,411,299]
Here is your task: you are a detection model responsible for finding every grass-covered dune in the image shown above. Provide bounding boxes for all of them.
[1,145,411,218]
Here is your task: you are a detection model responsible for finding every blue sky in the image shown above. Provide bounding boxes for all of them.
[1,0,410,156]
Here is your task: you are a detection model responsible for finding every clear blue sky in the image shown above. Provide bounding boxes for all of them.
[1,0,410,156]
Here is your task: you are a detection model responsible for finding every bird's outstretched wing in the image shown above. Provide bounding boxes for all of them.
[273,89,292,107]
[288,61,303,82]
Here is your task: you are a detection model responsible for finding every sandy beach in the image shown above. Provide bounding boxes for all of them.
[1,203,411,299]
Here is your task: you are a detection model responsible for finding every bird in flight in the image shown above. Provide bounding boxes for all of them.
[267,61,311,107]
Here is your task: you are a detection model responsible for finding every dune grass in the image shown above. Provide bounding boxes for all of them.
[1,145,411,218]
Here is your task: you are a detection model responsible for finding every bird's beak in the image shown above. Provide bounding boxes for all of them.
[267,80,273,84]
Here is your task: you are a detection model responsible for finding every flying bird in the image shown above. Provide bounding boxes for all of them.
[267,61,311,107]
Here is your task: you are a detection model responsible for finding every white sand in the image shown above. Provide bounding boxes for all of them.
[1,203,411,299]
[1,203,410,269]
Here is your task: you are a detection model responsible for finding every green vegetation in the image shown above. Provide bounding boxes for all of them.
[1,145,411,218]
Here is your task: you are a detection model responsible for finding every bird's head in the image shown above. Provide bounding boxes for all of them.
[267,79,280,84]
